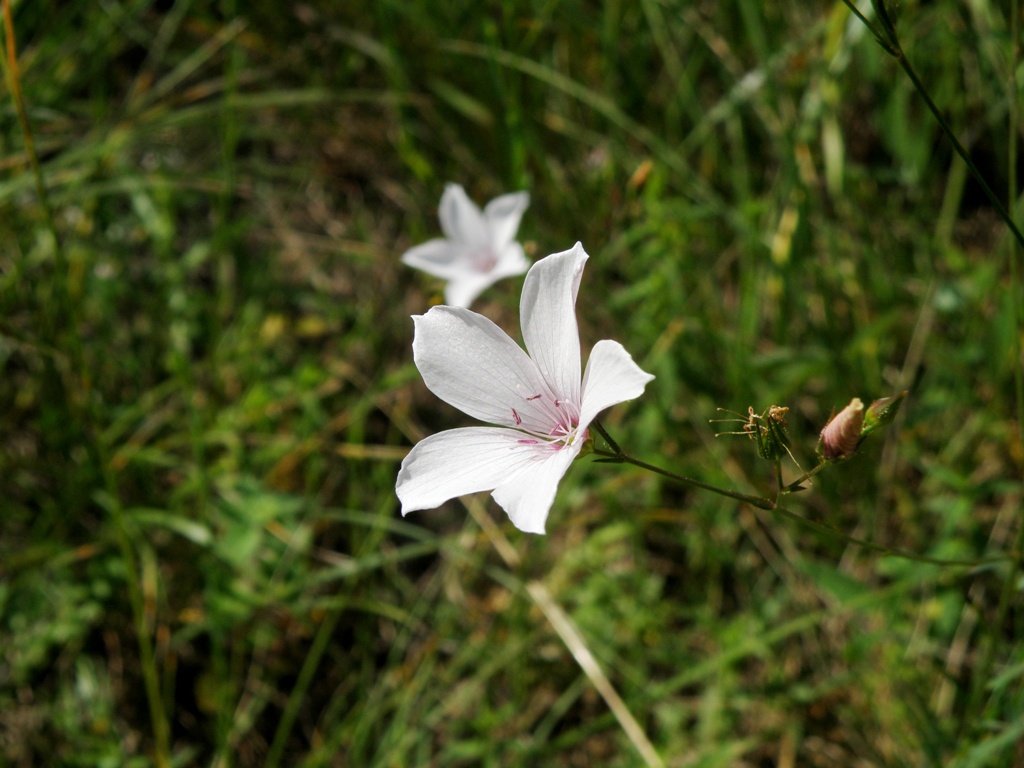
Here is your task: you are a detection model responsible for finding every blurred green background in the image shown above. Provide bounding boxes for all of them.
[2,0,1022,765]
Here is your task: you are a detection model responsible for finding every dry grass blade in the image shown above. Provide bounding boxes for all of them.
[526,580,665,768]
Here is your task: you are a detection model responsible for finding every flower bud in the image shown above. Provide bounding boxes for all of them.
[861,390,907,437]
[819,398,865,460]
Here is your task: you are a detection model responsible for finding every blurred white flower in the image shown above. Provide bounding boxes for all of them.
[401,183,530,308]
[396,243,654,533]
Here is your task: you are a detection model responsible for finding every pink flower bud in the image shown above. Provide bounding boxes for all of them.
[819,398,865,460]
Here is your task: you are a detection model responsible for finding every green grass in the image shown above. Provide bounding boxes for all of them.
[1,0,1022,765]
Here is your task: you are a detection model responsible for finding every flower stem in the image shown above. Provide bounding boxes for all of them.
[840,0,1024,251]
[895,58,1024,250]
[593,446,776,510]
[592,423,1011,568]
[592,420,623,456]
[592,421,774,509]
[778,461,831,495]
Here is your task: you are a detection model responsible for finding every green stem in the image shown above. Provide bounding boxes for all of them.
[594,447,776,509]
[591,420,623,455]
[592,421,773,509]
[779,461,831,494]
[264,603,345,768]
[964,0,1024,733]
[1,0,56,244]
[101,488,172,768]
[841,0,1024,735]
[895,56,1024,251]
[592,424,1012,569]
[840,0,898,55]
[840,0,1024,251]
[1,4,170,763]
[0,0,76,353]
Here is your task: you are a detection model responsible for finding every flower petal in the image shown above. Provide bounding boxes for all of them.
[443,273,497,309]
[412,307,559,432]
[397,427,539,513]
[401,238,476,281]
[492,445,579,533]
[483,191,529,251]
[492,242,530,280]
[441,243,528,308]
[579,339,655,428]
[438,183,488,246]
[519,243,587,403]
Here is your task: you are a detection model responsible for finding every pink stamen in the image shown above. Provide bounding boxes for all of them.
[517,438,539,445]
[526,394,542,401]
[511,408,522,426]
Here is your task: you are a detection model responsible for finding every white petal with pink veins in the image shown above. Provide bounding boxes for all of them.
[397,427,539,513]
[492,447,579,534]
[580,340,656,428]
[412,307,558,433]
[520,243,586,403]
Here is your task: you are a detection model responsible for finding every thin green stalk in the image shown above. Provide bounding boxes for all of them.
[841,0,1024,737]
[592,419,623,455]
[0,0,74,351]
[216,0,241,331]
[965,0,1024,733]
[264,604,345,768]
[592,421,773,509]
[1,0,55,243]
[99,485,172,768]
[895,57,1024,251]
[592,423,1011,569]
[842,2,894,54]
[595,449,775,509]
[779,461,832,494]
[1,4,170,763]
[840,0,1024,251]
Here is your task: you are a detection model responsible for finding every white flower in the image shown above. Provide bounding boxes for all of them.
[396,242,654,534]
[401,183,530,308]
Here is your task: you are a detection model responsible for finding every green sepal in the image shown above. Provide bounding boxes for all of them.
[576,435,595,459]
[861,391,907,437]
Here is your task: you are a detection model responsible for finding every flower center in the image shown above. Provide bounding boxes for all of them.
[471,246,499,273]
[548,417,584,450]
[511,392,585,452]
